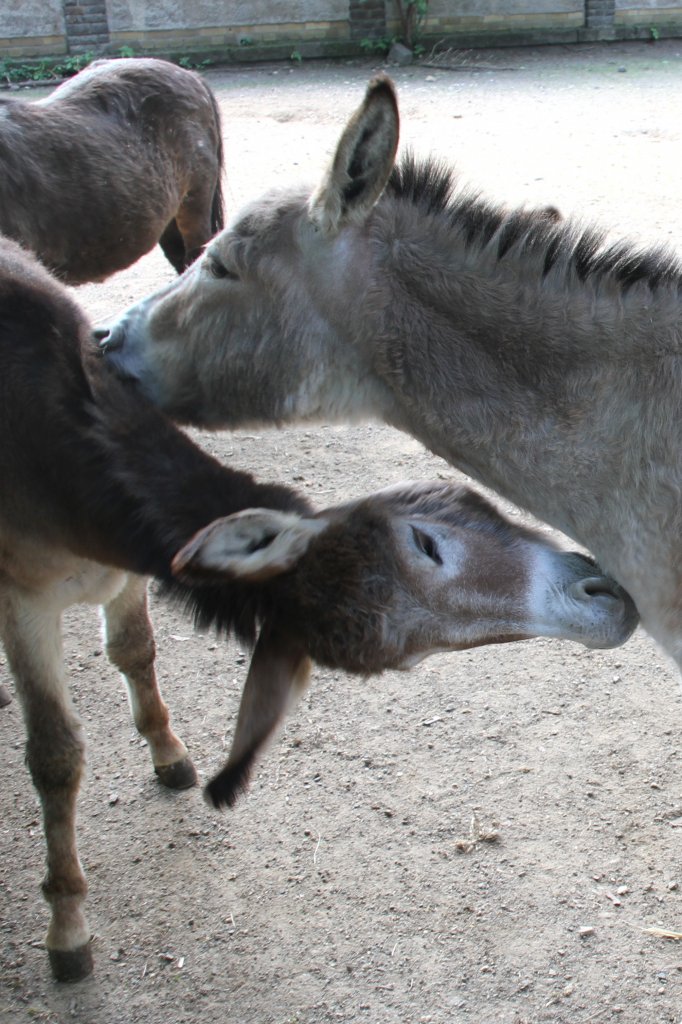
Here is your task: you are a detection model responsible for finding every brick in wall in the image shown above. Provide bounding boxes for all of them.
[349,0,387,40]
[585,0,615,27]
[63,0,110,53]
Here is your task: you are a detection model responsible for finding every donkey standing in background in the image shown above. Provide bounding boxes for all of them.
[2,235,635,981]
[102,74,682,679]
[0,57,223,284]
[0,54,225,708]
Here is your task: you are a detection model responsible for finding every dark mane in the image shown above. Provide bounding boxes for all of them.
[386,152,682,293]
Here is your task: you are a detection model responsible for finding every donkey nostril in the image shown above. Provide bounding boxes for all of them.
[583,579,617,597]
[93,328,110,346]
[574,577,620,603]
[94,326,121,351]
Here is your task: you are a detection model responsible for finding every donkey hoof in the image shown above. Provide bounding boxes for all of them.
[49,941,94,983]
[0,684,11,707]
[155,756,198,790]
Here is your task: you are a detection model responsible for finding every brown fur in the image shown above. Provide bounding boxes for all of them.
[0,58,224,283]
[0,234,310,980]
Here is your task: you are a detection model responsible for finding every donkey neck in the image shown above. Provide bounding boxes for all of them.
[75,357,310,578]
[366,207,682,543]
[8,332,309,583]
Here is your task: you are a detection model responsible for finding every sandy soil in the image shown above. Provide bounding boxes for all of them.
[3,39,682,1024]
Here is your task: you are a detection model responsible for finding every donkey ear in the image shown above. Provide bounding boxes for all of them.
[308,74,399,234]
[205,623,312,809]
[171,508,327,584]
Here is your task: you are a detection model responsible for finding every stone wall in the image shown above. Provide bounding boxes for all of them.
[2,0,682,63]
[615,0,682,29]
[105,0,352,56]
[0,0,67,58]
[409,0,584,38]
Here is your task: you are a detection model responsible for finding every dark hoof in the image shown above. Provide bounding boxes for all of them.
[49,941,94,982]
[155,755,198,790]
[0,684,11,708]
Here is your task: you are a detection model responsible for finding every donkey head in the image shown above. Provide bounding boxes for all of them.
[98,76,560,431]
[171,481,638,808]
[97,76,405,428]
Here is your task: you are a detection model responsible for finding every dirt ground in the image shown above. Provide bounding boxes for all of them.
[3,39,682,1024]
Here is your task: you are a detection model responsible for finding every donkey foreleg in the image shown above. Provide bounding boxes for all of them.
[102,574,197,789]
[0,602,92,981]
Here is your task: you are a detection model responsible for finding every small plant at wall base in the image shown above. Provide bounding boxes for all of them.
[177,55,211,70]
[0,51,213,89]
[361,36,395,55]
[0,52,93,85]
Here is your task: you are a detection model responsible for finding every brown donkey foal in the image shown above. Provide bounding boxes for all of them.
[0,57,224,284]
[1,238,636,980]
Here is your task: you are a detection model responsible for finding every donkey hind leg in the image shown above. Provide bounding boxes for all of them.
[158,219,188,275]
[159,186,216,274]
[160,174,219,274]
[173,182,218,268]
[102,574,197,789]
[0,603,93,981]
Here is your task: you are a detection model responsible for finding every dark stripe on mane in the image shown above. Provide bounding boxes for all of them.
[386,152,682,293]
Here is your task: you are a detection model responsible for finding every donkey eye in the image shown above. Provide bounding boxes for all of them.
[207,255,238,281]
[411,526,442,565]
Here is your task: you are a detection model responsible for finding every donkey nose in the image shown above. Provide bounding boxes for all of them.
[94,324,122,352]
